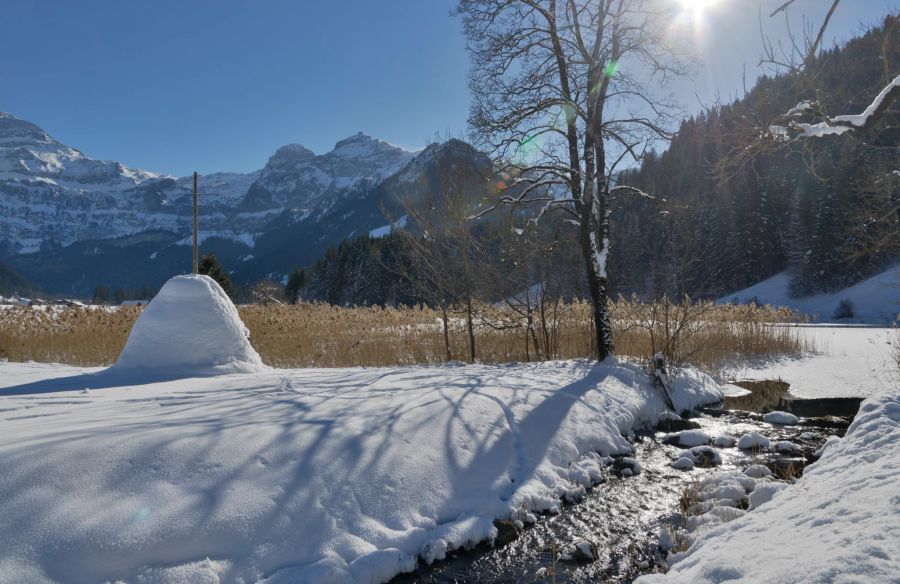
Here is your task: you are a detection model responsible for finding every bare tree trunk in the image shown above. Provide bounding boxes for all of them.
[528,312,542,361]
[524,326,531,362]
[465,296,476,363]
[441,304,452,362]
[580,229,613,362]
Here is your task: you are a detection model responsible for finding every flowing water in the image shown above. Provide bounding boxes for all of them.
[393,383,855,583]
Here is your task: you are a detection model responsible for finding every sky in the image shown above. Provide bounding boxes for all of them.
[0,0,894,177]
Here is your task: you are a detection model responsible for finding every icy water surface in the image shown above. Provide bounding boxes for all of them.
[394,392,853,583]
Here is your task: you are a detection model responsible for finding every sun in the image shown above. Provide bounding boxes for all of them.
[679,0,717,18]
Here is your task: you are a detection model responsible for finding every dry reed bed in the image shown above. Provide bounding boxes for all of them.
[0,300,810,374]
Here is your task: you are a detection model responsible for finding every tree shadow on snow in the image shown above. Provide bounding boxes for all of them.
[0,367,259,396]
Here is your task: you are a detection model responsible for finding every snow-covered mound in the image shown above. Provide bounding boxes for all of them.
[718,264,900,324]
[637,385,900,584]
[0,359,721,584]
[112,274,264,376]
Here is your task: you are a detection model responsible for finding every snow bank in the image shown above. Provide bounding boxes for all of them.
[637,386,900,584]
[112,274,265,376]
[0,359,722,584]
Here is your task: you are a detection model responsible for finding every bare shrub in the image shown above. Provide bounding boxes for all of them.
[613,298,811,372]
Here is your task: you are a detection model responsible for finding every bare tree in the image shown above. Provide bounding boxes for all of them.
[458,0,685,361]
[387,140,485,362]
[250,279,284,305]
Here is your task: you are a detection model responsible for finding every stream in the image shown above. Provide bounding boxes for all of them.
[393,382,858,583]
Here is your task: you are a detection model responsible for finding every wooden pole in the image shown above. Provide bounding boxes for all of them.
[193,171,199,274]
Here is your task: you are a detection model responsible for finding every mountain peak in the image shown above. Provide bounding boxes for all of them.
[272,143,316,161]
[0,112,57,147]
[331,132,408,159]
[333,132,373,147]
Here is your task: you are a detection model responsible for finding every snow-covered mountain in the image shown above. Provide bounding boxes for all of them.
[0,112,169,253]
[0,112,491,294]
[238,133,415,230]
[0,112,274,254]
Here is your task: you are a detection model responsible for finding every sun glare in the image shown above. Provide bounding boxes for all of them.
[679,0,717,18]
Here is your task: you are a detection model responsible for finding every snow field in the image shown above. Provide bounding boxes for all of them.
[725,325,898,399]
[0,358,722,584]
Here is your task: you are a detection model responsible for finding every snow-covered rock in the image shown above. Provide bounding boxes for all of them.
[679,446,722,467]
[658,526,677,552]
[773,440,803,455]
[112,274,264,376]
[560,539,598,563]
[742,464,773,479]
[619,456,642,476]
[672,456,695,470]
[655,411,701,431]
[713,435,736,448]
[664,430,710,447]
[737,431,771,450]
[762,411,798,425]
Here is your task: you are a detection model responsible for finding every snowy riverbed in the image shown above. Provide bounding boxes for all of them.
[636,383,900,584]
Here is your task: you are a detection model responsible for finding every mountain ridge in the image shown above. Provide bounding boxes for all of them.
[0,112,491,294]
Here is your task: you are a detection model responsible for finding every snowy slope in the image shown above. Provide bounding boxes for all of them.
[0,359,721,584]
[636,384,900,584]
[719,264,900,324]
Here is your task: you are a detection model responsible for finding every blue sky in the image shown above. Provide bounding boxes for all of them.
[0,0,894,177]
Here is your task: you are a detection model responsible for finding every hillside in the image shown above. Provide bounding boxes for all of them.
[610,14,899,300]
[720,263,899,324]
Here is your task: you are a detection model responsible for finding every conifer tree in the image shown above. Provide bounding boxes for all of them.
[285,268,305,305]
[199,254,235,298]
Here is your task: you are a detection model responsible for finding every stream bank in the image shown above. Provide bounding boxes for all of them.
[394,385,855,583]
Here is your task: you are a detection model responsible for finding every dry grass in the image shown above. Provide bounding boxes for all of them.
[0,306,141,367]
[0,299,811,373]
